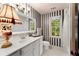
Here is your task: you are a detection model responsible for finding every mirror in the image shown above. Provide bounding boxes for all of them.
[12,14,28,32]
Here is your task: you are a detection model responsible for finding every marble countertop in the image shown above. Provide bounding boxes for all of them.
[0,36,42,56]
[0,31,35,36]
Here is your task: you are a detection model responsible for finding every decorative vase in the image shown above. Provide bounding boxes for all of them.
[1,31,12,48]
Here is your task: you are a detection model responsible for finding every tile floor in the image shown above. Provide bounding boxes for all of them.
[42,46,69,56]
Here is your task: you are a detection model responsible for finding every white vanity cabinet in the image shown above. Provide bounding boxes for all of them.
[33,40,40,56]
[21,39,40,56]
[33,36,43,56]
[21,37,43,56]
[21,43,33,56]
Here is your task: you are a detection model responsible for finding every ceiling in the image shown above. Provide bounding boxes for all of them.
[29,3,69,14]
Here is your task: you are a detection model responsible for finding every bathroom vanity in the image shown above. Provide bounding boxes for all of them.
[0,32,43,56]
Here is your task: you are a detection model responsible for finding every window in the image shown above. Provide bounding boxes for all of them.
[51,19,60,36]
[49,16,62,36]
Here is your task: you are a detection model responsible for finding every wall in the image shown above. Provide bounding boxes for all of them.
[62,8,70,55]
[31,8,41,28]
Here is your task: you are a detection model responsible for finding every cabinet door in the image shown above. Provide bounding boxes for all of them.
[21,43,33,56]
[33,40,40,56]
[39,36,43,55]
[10,50,21,56]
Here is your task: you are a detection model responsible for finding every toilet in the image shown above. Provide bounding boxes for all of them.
[43,41,50,50]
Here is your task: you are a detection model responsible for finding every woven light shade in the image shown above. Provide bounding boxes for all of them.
[0,4,22,24]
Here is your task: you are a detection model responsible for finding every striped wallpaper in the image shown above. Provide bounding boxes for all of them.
[41,9,64,41]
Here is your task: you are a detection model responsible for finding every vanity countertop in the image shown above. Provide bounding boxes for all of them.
[0,36,43,56]
[0,31,35,36]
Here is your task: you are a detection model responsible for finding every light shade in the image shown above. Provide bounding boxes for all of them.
[0,4,22,24]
